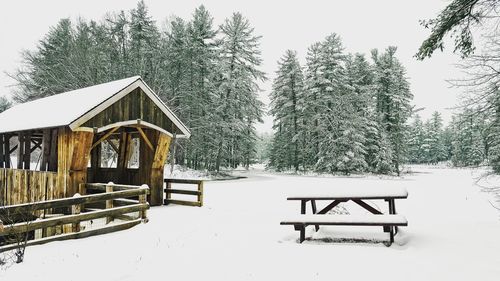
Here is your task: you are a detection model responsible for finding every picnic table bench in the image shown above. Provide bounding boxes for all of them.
[281,186,408,245]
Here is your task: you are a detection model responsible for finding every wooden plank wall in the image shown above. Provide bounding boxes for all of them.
[0,168,57,206]
[81,88,183,136]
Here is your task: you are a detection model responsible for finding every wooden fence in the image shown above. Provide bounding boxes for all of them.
[0,183,149,252]
[164,178,204,207]
[0,168,58,206]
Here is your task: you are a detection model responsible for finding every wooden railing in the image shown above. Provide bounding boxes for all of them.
[164,179,204,207]
[0,183,149,252]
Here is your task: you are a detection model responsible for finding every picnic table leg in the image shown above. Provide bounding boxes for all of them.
[311,200,320,232]
[383,199,391,233]
[295,224,306,243]
[390,199,399,234]
[301,200,307,215]
[389,226,394,246]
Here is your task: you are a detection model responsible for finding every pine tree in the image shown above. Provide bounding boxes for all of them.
[181,6,221,170]
[216,12,265,171]
[374,127,394,174]
[269,50,304,171]
[487,94,500,173]
[12,18,75,102]
[302,42,323,169]
[372,47,413,175]
[427,111,447,163]
[105,10,130,80]
[407,115,425,163]
[129,0,161,84]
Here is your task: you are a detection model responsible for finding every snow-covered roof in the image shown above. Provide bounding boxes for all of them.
[0,76,190,138]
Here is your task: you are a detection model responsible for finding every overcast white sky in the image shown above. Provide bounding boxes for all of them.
[0,0,463,133]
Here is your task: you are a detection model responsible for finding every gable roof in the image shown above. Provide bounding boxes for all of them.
[0,76,190,138]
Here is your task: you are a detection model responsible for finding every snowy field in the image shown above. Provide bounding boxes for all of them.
[2,166,500,281]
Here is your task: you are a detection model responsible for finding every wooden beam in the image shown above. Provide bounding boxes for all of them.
[90,126,120,151]
[0,134,4,168]
[23,131,31,169]
[0,187,149,216]
[164,189,201,196]
[164,199,201,207]
[136,127,154,151]
[164,178,204,185]
[317,200,347,215]
[0,204,148,236]
[41,129,51,171]
[48,129,58,172]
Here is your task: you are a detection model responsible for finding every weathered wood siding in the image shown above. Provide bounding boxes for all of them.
[57,128,94,198]
[138,130,171,206]
[0,168,58,206]
[81,88,183,135]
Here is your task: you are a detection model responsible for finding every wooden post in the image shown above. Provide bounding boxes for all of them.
[0,134,4,168]
[170,133,176,175]
[71,193,81,232]
[3,135,10,168]
[311,200,319,232]
[139,184,148,222]
[197,181,204,207]
[78,183,86,196]
[165,180,172,205]
[106,182,114,224]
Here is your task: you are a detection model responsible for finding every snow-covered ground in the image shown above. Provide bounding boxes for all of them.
[2,166,500,280]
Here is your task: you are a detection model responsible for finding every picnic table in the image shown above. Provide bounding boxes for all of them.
[281,186,409,245]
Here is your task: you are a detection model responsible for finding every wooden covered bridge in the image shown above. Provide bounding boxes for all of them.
[0,76,191,207]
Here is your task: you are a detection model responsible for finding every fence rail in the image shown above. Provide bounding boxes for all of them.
[164,178,204,207]
[0,183,149,251]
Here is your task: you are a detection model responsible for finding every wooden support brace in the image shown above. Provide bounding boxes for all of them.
[108,139,120,154]
[91,126,120,150]
[8,145,17,154]
[352,199,383,215]
[136,127,154,151]
[30,139,42,153]
[317,199,346,214]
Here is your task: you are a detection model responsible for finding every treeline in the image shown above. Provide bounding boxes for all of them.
[9,1,265,172]
[407,108,500,170]
[407,112,451,164]
[446,108,500,170]
[268,35,413,175]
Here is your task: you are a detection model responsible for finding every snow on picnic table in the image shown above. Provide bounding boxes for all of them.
[2,167,500,281]
[286,185,408,199]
